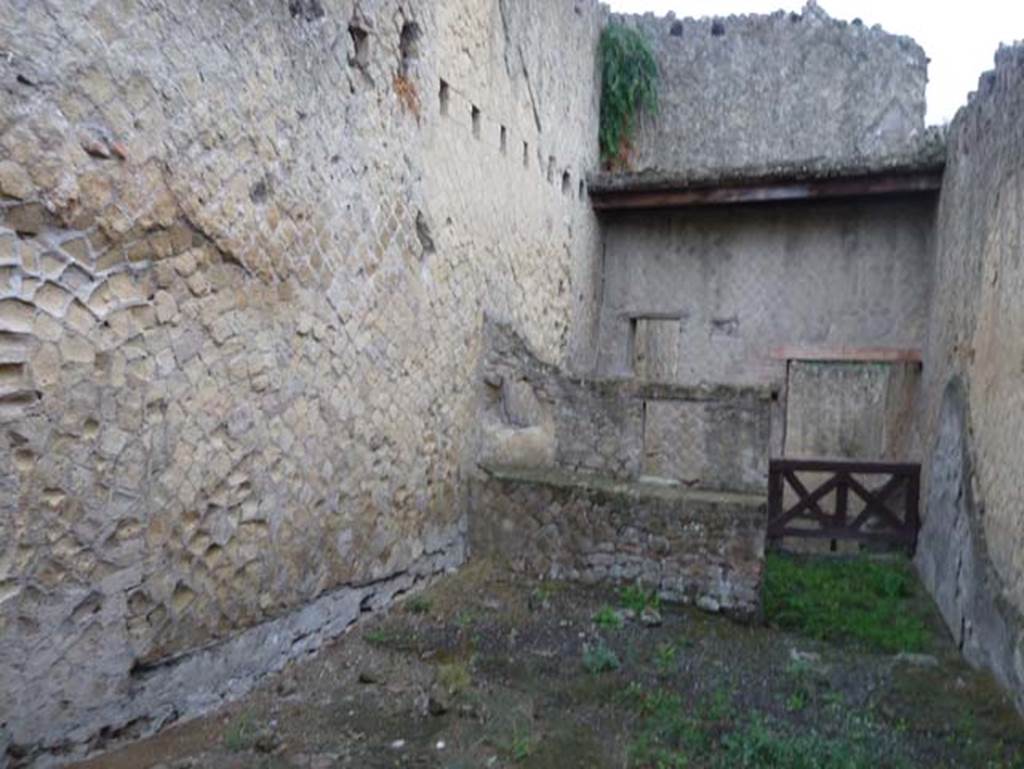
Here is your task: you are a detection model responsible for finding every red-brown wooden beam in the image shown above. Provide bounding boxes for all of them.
[589,170,943,211]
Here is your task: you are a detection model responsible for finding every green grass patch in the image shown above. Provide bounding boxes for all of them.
[624,683,911,769]
[764,554,931,653]
[719,714,911,769]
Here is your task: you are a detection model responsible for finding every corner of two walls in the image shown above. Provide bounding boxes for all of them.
[0,0,604,762]
[917,44,1024,712]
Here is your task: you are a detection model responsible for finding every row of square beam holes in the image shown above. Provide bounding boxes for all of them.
[438,79,587,202]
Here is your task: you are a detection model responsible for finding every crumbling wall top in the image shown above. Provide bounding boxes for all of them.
[610,1,930,177]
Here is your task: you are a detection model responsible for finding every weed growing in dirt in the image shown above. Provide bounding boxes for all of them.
[653,642,679,677]
[405,595,431,614]
[764,554,931,653]
[511,733,533,761]
[620,581,661,614]
[594,605,624,630]
[223,711,258,752]
[533,582,556,603]
[582,641,621,673]
[437,661,472,694]
[500,720,536,762]
[719,713,913,769]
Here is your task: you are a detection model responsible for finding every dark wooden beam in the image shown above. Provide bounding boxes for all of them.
[589,170,943,211]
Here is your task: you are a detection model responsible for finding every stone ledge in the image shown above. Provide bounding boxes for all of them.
[479,464,767,506]
[587,133,947,212]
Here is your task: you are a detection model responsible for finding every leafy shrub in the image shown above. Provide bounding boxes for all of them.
[599,23,658,167]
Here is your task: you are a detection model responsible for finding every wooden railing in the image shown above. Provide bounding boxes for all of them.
[767,458,920,550]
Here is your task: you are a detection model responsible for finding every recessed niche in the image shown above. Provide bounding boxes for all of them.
[399,21,421,74]
[561,171,571,195]
[348,23,370,68]
[547,155,555,183]
[578,179,586,200]
[439,79,450,115]
[523,141,529,168]
[500,125,507,154]
[471,106,481,138]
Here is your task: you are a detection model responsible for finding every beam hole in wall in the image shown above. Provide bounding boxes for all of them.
[562,171,571,195]
[471,105,481,138]
[399,21,421,74]
[670,20,684,37]
[348,23,370,68]
[500,125,507,155]
[439,79,450,115]
[711,19,726,36]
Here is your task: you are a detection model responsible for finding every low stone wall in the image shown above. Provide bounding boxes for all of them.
[469,465,767,619]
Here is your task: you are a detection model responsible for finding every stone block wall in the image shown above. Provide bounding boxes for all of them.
[470,466,767,619]
[611,2,929,174]
[916,44,1024,713]
[479,319,773,492]
[0,0,603,762]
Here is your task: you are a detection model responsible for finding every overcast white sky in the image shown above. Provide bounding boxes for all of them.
[606,0,1024,124]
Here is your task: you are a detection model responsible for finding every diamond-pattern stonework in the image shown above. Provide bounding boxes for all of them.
[0,0,602,759]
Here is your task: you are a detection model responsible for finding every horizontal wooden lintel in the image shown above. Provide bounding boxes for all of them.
[771,345,923,364]
[590,170,943,211]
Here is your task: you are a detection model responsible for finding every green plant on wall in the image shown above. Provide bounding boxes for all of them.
[599,23,659,168]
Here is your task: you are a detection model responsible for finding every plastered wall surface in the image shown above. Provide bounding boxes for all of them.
[784,361,921,460]
[0,0,602,762]
[595,200,935,389]
[916,45,1024,711]
[611,3,928,174]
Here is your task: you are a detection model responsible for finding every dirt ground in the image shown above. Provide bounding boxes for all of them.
[74,559,1024,769]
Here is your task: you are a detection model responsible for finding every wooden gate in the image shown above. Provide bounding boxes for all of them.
[767,458,921,550]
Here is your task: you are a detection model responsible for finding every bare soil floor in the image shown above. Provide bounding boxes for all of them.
[75,560,1024,769]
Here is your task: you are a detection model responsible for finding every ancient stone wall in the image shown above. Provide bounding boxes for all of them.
[916,44,1024,712]
[612,2,929,174]
[470,466,767,619]
[0,0,603,762]
[478,320,773,492]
